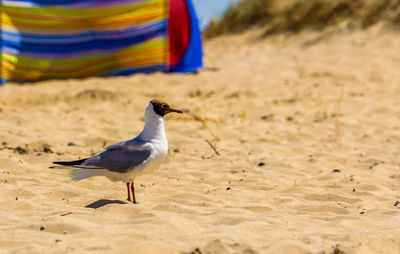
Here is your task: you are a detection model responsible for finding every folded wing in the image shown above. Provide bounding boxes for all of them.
[53,139,152,173]
[82,148,151,173]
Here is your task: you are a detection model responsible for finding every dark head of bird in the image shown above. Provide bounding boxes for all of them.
[150,99,183,117]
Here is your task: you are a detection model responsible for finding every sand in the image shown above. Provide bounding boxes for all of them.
[0,26,400,254]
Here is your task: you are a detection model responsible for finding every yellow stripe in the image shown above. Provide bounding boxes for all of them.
[2,37,168,79]
[2,2,165,31]
[1,0,164,19]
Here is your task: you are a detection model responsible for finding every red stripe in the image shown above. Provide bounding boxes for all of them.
[168,0,191,68]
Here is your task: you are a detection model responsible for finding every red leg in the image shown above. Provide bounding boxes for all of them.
[126,182,132,202]
[131,181,136,204]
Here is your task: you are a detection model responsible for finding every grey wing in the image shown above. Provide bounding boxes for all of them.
[105,139,147,151]
[82,148,151,173]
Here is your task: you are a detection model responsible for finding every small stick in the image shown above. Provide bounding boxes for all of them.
[205,139,220,156]
[190,113,220,141]
[204,51,219,70]
[335,83,345,145]
[60,212,73,216]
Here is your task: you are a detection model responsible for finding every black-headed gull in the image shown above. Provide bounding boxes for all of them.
[53,99,182,204]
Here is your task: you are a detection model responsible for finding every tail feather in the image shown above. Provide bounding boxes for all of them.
[70,168,98,181]
[53,158,87,167]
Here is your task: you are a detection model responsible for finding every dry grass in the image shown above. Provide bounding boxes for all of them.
[204,0,400,38]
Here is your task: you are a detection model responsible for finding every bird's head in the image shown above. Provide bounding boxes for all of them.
[149,99,183,117]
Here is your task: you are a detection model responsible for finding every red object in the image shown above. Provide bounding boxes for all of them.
[168,0,191,68]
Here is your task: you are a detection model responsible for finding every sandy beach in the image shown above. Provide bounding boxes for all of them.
[1,26,400,253]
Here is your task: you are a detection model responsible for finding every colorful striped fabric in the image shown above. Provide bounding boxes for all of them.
[1,0,172,83]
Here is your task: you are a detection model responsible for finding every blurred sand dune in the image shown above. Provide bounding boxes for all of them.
[0,26,400,254]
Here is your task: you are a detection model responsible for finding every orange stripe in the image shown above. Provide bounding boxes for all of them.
[119,56,164,67]
[2,69,39,80]
[90,13,163,28]
[2,13,163,30]
[119,48,164,58]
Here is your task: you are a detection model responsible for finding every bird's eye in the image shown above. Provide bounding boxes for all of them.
[161,104,167,108]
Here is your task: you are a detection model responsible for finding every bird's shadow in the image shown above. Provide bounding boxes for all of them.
[85,199,127,209]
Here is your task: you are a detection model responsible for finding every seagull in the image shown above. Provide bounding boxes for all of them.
[53,99,182,204]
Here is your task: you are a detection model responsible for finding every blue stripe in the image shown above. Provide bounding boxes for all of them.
[4,0,146,6]
[2,21,167,44]
[2,26,166,53]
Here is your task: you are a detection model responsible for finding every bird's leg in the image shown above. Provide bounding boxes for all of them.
[131,181,136,204]
[126,182,132,202]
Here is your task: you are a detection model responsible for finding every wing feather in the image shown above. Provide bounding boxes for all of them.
[82,148,151,173]
[53,139,152,173]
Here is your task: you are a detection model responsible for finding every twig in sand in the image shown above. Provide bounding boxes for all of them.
[335,83,345,145]
[60,212,73,217]
[189,113,220,141]
[204,51,219,71]
[205,139,220,156]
